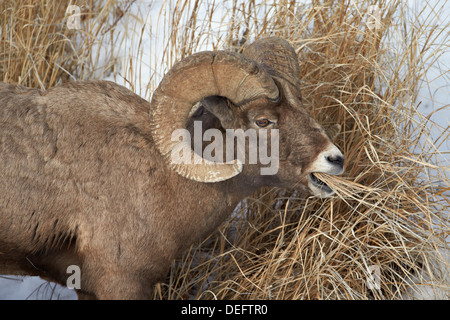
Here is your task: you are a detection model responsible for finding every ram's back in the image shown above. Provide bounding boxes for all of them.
[0,81,159,265]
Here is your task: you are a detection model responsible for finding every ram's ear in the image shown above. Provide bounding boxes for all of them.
[200,96,236,129]
[325,124,341,141]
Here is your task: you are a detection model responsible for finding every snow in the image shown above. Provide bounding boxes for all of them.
[0,0,448,299]
[0,276,76,300]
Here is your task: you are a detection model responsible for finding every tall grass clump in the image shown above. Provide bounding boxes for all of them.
[147,0,449,300]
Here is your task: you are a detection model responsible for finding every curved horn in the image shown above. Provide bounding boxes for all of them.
[243,37,301,91]
[150,51,279,183]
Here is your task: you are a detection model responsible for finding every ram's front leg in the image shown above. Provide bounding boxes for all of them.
[77,244,169,300]
[77,264,158,299]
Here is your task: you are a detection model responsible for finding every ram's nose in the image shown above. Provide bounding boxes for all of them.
[326,153,344,172]
[310,144,344,175]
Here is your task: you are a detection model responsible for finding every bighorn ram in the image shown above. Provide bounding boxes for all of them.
[0,37,344,299]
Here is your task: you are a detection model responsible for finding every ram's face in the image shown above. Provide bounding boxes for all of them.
[151,37,344,197]
[274,101,344,197]
[185,88,344,198]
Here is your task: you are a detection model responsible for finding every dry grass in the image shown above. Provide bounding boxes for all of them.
[1,0,448,300]
[148,0,449,300]
[0,0,129,87]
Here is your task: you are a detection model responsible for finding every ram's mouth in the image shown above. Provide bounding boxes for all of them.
[309,173,333,194]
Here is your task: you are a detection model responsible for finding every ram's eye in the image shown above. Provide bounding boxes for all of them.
[255,119,271,127]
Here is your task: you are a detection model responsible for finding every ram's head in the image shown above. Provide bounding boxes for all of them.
[151,37,344,197]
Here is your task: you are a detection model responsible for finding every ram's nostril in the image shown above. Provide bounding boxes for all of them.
[326,155,344,167]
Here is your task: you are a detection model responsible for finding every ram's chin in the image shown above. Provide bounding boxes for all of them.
[308,173,335,198]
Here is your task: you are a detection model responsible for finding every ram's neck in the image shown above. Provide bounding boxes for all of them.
[164,173,259,256]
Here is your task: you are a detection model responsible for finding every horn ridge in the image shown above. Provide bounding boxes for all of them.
[243,37,301,89]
